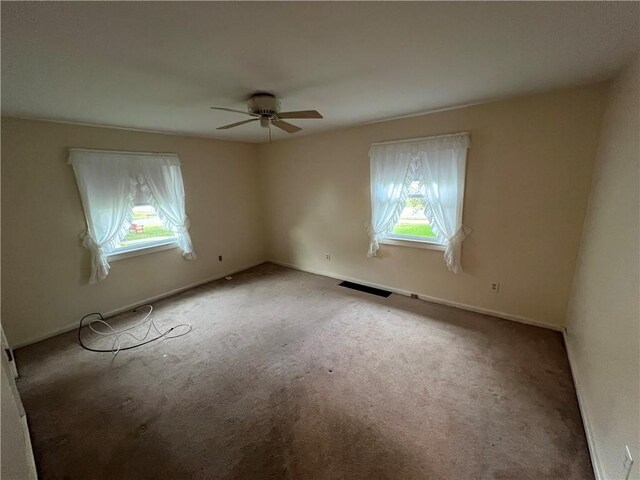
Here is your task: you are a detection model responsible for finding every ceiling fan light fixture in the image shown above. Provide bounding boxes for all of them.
[259,117,270,128]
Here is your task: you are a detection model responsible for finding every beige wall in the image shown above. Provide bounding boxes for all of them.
[259,84,608,328]
[565,56,639,480]
[1,118,265,346]
[0,83,613,345]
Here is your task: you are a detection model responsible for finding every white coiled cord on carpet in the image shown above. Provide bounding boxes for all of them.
[78,305,191,356]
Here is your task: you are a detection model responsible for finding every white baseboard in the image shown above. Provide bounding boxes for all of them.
[268,259,564,332]
[12,260,267,349]
[563,331,603,480]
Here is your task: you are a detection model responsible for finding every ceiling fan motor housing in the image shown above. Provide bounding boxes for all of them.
[248,94,281,119]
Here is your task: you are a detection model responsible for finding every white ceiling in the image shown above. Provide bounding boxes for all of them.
[2,2,639,143]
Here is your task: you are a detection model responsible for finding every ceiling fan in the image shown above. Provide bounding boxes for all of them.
[211,93,323,135]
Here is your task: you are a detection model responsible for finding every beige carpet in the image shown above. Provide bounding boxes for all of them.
[15,263,593,479]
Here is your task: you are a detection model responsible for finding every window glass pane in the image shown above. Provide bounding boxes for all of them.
[391,180,437,238]
[119,205,175,247]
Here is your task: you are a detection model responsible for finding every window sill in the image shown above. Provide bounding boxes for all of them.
[379,237,445,251]
[109,241,179,262]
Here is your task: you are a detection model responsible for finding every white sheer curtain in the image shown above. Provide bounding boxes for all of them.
[368,133,470,272]
[137,157,196,260]
[69,149,196,284]
[69,151,137,283]
[367,143,413,256]
[417,135,470,273]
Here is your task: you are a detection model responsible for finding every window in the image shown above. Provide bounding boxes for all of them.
[111,187,177,255]
[367,133,470,273]
[386,176,439,244]
[69,149,196,284]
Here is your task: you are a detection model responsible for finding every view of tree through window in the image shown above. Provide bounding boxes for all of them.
[391,179,437,238]
[119,205,175,247]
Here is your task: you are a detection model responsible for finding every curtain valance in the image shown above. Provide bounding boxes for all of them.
[68,148,181,167]
[369,132,470,158]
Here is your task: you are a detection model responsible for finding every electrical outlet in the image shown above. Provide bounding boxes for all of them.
[325,253,331,261]
[490,282,500,293]
[410,293,418,299]
[218,255,223,262]
[623,445,634,480]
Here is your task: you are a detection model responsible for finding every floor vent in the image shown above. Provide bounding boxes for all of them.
[339,281,392,298]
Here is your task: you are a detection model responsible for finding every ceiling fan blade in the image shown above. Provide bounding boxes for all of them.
[271,118,302,134]
[277,110,323,119]
[216,118,258,130]
[210,107,257,117]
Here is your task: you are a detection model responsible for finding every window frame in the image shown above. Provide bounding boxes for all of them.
[380,164,445,248]
[368,132,470,265]
[379,236,446,250]
[107,236,178,260]
[108,238,179,261]
[107,203,178,259]
[69,148,196,283]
